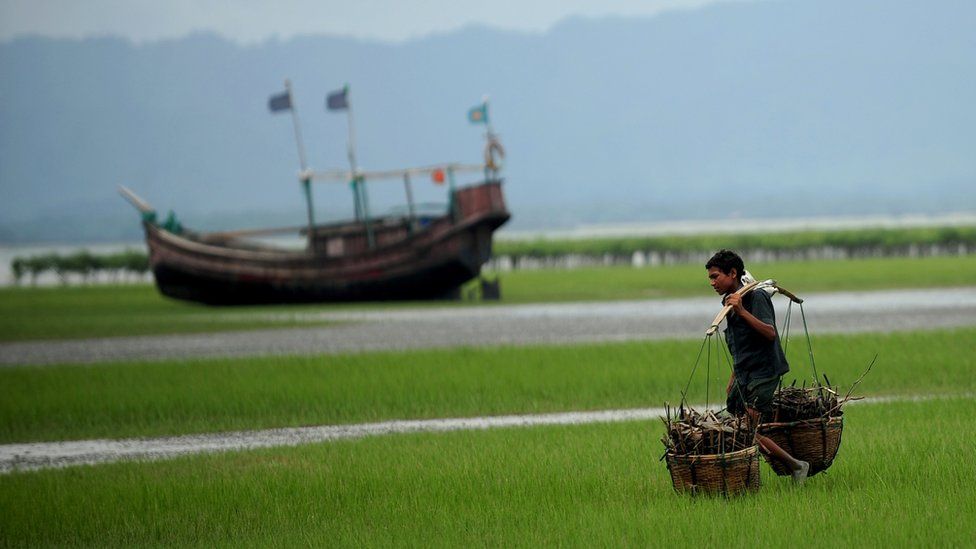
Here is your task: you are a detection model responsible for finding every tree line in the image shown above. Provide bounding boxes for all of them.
[495,226,976,258]
[10,250,149,285]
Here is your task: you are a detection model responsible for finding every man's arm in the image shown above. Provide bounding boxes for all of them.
[724,293,776,341]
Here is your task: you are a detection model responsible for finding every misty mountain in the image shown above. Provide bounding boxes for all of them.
[1,0,974,242]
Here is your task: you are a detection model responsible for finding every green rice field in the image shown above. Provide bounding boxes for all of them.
[2,254,975,341]
[1,328,973,443]
[1,397,973,546]
[2,253,974,546]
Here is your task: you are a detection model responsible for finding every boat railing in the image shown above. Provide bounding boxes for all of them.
[300,162,492,249]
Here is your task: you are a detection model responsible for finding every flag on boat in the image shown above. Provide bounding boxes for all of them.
[468,103,488,124]
[326,87,349,110]
[268,91,291,112]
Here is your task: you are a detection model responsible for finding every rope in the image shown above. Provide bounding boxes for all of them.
[681,336,710,402]
[717,331,751,415]
[782,299,793,354]
[705,334,712,410]
[798,302,821,386]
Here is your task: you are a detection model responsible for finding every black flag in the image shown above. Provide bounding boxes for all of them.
[326,87,348,110]
[268,92,291,112]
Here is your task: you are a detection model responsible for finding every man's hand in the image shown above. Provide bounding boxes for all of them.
[724,292,745,314]
[725,292,777,341]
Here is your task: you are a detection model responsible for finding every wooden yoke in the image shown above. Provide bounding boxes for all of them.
[773,284,804,304]
[705,280,762,336]
[704,279,805,336]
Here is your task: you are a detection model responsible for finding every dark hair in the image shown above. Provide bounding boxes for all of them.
[705,249,745,280]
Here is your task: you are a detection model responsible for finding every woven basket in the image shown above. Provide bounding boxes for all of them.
[665,445,761,496]
[758,416,844,476]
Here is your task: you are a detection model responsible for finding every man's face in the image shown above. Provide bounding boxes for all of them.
[707,266,738,295]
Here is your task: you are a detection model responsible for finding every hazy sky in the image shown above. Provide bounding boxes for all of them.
[0,0,748,44]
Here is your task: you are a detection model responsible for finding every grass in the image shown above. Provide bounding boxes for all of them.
[3,255,976,341]
[0,284,340,342]
[2,327,974,444]
[1,397,973,546]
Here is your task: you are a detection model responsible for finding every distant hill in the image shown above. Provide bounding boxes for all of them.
[1,0,974,242]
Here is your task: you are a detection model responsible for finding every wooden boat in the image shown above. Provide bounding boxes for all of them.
[122,86,509,304]
[120,168,508,305]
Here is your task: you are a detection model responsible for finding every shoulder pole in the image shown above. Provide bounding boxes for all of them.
[705,280,763,335]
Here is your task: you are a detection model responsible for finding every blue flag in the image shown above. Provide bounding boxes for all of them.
[268,91,291,112]
[468,103,488,124]
[327,87,348,110]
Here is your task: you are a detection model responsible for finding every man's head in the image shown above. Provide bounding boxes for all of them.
[706,249,745,295]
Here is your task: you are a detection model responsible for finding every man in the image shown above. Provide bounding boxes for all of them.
[706,249,810,484]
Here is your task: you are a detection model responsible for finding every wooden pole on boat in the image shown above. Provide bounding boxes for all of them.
[340,84,361,221]
[484,96,495,141]
[483,95,495,181]
[403,172,416,229]
[302,176,315,246]
[286,80,308,172]
[283,79,316,246]
[343,86,375,248]
[447,166,458,222]
[345,85,358,179]
[359,175,375,248]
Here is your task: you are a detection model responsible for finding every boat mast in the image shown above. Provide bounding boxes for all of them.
[285,80,308,172]
[482,96,502,182]
[287,80,317,246]
[334,84,375,248]
[271,79,315,248]
[403,173,416,229]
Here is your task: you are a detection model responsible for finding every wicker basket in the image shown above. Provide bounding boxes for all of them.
[758,416,844,476]
[665,445,762,496]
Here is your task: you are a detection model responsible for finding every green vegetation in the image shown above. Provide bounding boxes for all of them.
[491,255,976,302]
[2,236,973,544]
[0,285,338,342]
[2,328,973,443]
[12,226,975,286]
[495,225,976,258]
[2,397,973,546]
[10,249,148,285]
[3,255,975,341]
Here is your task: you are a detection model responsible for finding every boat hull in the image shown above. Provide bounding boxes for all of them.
[143,181,509,305]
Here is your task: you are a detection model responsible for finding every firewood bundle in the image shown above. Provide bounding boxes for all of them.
[661,406,757,456]
[770,369,869,423]
[770,385,842,422]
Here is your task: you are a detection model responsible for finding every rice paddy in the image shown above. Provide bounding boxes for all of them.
[1,254,974,546]
[1,328,973,444]
[1,397,973,546]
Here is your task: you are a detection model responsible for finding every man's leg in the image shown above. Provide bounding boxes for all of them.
[746,408,810,483]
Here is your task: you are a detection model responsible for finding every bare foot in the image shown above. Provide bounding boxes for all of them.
[792,461,810,485]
